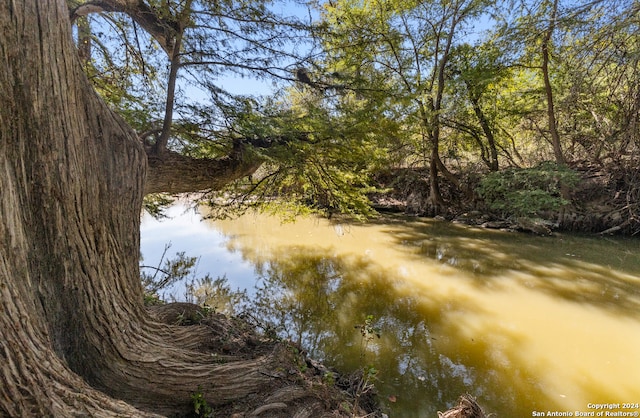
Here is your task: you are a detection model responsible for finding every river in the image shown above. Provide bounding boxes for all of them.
[141,205,640,417]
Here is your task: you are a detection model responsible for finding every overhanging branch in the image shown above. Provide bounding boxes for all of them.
[69,0,179,56]
[144,149,262,195]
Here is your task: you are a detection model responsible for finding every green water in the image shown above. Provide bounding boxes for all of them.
[143,209,640,416]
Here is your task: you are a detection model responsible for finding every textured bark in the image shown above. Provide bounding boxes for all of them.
[0,1,320,416]
[145,148,262,195]
[0,2,154,415]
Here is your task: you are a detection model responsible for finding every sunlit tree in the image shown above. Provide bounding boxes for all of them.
[312,0,494,210]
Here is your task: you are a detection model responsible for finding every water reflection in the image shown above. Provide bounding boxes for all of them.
[231,237,542,416]
[141,208,640,416]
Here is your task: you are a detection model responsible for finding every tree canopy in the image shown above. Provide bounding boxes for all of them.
[67,0,639,222]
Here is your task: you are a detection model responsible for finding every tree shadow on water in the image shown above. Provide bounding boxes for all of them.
[367,216,640,318]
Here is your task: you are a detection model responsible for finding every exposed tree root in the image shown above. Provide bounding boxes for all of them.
[139,303,379,417]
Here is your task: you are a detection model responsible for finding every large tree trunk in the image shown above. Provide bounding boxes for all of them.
[1,2,153,414]
[1,1,348,416]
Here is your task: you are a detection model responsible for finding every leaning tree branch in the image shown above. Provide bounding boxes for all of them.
[144,149,263,195]
[155,27,184,155]
[69,0,179,56]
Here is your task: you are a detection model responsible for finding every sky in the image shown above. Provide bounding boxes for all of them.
[185,0,316,98]
[140,205,259,300]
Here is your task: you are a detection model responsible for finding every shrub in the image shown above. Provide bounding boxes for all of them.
[476,161,579,218]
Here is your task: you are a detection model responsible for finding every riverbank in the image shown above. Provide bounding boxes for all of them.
[146,304,491,418]
[146,302,381,417]
[370,160,640,236]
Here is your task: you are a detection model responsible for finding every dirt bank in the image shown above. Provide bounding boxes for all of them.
[371,160,640,236]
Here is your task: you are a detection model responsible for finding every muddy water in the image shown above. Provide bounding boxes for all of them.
[141,207,640,416]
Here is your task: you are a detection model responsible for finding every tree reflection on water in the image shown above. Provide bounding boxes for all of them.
[235,247,537,417]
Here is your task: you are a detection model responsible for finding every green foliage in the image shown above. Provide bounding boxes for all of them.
[143,293,164,306]
[190,388,213,417]
[142,194,175,219]
[184,274,248,316]
[140,244,198,303]
[201,90,392,220]
[356,315,381,351]
[75,0,640,217]
[352,314,380,417]
[355,314,381,374]
[322,370,336,386]
[140,244,248,314]
[476,162,579,218]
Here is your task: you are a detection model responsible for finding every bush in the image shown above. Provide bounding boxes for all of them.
[476,161,579,218]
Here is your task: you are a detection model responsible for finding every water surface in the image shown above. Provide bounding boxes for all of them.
[141,207,640,416]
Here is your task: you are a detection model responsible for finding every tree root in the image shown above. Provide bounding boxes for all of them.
[141,303,379,417]
[249,402,287,416]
